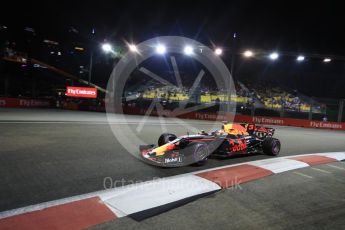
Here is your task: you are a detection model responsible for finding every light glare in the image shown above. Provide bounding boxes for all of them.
[297,55,305,61]
[244,50,254,57]
[156,44,166,54]
[184,46,194,55]
[128,44,138,52]
[269,52,279,60]
[214,48,222,55]
[102,43,113,53]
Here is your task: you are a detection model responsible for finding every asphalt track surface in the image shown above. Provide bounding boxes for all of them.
[1,108,345,213]
[92,162,345,230]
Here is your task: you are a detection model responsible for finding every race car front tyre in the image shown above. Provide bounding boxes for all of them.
[158,133,177,146]
[262,137,281,156]
[190,142,209,166]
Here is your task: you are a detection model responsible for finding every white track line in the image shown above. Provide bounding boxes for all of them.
[293,172,313,179]
[310,167,332,174]
[326,164,345,170]
[0,152,344,220]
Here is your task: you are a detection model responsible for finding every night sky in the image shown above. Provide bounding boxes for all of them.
[2,0,345,98]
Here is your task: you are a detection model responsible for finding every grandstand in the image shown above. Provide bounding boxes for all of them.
[137,80,323,114]
[140,81,249,104]
[242,81,323,113]
[0,36,331,121]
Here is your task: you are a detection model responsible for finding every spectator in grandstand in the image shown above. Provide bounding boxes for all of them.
[242,80,320,113]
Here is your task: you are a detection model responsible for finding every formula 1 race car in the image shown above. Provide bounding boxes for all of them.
[140,122,281,167]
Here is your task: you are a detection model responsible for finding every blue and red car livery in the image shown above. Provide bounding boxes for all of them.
[140,122,281,167]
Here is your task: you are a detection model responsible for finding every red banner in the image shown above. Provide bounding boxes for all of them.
[0,97,51,108]
[54,103,345,132]
[120,106,345,131]
[66,86,97,98]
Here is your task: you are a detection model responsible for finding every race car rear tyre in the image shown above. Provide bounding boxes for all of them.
[191,142,209,166]
[158,133,177,146]
[262,137,281,156]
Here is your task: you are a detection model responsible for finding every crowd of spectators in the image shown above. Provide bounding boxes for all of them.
[243,81,321,112]
[136,80,325,114]
[139,82,250,104]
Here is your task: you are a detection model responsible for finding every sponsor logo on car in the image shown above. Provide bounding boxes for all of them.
[229,139,247,152]
[164,157,182,163]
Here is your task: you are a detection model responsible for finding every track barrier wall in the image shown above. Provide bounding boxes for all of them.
[0,99,343,131]
[0,97,51,108]
[122,106,345,131]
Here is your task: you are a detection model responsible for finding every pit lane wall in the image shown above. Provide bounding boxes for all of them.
[122,106,345,131]
[0,97,51,108]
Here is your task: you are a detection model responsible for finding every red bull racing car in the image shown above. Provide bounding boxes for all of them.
[140,122,281,167]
